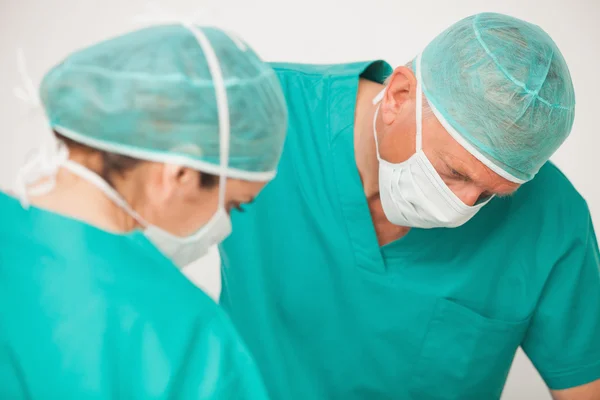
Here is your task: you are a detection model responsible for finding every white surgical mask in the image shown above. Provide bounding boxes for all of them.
[372,54,491,229]
[60,159,231,268]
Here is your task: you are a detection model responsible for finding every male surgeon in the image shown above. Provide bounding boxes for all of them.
[220,12,600,400]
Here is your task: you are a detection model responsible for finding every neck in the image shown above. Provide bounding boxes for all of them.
[353,79,412,244]
[354,78,384,200]
[29,155,139,233]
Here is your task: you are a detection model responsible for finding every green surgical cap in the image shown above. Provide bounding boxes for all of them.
[40,24,288,181]
[419,13,575,182]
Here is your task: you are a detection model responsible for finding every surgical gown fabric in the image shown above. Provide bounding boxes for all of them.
[0,192,269,399]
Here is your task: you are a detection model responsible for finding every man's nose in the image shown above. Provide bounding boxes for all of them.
[456,186,486,207]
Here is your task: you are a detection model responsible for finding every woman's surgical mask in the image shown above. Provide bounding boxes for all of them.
[60,159,231,268]
[372,54,492,229]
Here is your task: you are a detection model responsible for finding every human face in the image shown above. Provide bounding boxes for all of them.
[127,163,266,236]
[376,66,520,207]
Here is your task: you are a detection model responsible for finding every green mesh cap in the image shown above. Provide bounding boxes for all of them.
[40,24,288,181]
[418,13,575,183]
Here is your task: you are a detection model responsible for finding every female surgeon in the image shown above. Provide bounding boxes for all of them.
[0,23,287,398]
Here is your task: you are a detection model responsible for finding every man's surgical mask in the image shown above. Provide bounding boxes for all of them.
[372,54,491,229]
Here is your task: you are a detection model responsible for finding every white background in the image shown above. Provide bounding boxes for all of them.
[1,0,599,398]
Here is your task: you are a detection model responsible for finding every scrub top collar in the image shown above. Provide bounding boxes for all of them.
[326,60,444,275]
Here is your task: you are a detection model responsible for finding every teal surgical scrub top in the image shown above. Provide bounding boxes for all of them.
[220,61,600,399]
[0,192,268,400]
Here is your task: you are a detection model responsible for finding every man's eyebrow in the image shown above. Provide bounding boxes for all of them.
[436,150,523,196]
[439,157,473,181]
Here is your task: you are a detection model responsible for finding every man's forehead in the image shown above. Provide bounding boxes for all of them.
[436,148,520,195]
[426,116,521,194]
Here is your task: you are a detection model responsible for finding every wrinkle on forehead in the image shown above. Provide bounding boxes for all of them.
[424,118,521,195]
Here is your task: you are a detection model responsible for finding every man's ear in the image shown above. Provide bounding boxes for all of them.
[381,66,418,123]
